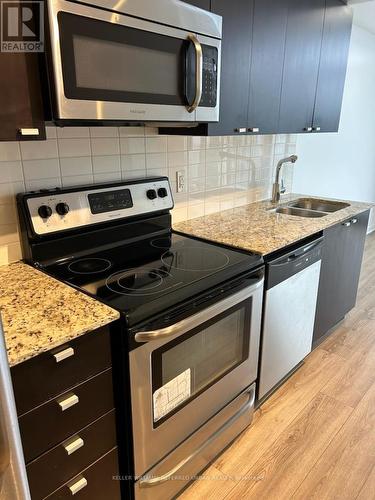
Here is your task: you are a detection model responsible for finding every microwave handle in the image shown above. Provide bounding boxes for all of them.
[186,34,203,113]
[134,278,263,343]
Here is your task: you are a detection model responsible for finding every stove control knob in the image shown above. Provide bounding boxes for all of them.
[38,205,52,219]
[158,187,168,198]
[147,189,157,200]
[56,202,70,216]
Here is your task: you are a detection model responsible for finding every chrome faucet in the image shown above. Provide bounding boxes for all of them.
[271,155,298,203]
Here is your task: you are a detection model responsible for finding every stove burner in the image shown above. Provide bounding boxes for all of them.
[150,237,172,249]
[161,247,230,272]
[68,258,112,275]
[106,267,176,296]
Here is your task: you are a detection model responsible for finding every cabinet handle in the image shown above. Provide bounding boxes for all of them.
[63,435,84,455]
[304,127,313,132]
[19,128,40,136]
[53,346,74,363]
[351,218,358,224]
[68,476,87,496]
[342,221,351,227]
[248,127,260,133]
[313,126,321,132]
[57,393,79,411]
[235,127,247,133]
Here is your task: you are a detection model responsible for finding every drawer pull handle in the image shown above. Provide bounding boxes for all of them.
[342,221,351,227]
[68,476,87,496]
[63,436,84,455]
[53,347,75,363]
[351,218,358,224]
[235,127,247,133]
[248,127,259,133]
[19,128,40,136]
[57,393,79,412]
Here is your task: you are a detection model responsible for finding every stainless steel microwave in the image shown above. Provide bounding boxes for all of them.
[45,0,222,124]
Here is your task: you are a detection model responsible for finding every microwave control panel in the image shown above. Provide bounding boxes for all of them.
[200,45,218,108]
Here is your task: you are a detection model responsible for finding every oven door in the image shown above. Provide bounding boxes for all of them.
[47,0,220,122]
[129,277,263,477]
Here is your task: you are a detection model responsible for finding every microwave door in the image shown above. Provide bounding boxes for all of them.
[48,0,199,122]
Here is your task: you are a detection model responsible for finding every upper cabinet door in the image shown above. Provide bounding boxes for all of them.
[210,0,253,136]
[247,0,289,135]
[183,0,211,9]
[0,52,46,142]
[278,0,325,134]
[312,0,353,133]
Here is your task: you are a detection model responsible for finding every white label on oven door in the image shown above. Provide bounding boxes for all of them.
[153,369,191,422]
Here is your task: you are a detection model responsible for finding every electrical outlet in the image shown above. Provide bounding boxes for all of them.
[176,171,186,193]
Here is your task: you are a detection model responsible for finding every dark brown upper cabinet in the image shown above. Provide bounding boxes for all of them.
[278,0,326,134]
[0,52,46,141]
[247,0,289,135]
[312,0,353,133]
[208,0,254,136]
[162,0,352,137]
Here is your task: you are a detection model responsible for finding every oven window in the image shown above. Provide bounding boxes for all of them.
[58,12,186,105]
[151,300,251,426]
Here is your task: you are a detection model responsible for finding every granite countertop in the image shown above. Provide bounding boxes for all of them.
[174,194,373,256]
[0,262,120,367]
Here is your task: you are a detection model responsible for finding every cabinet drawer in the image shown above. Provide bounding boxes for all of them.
[27,410,117,500]
[20,368,114,463]
[12,326,112,416]
[46,448,120,500]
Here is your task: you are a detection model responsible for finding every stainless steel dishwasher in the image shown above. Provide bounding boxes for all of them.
[258,237,323,401]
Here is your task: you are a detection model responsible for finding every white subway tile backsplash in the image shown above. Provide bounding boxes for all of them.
[91,137,120,156]
[168,151,188,167]
[89,127,119,138]
[62,174,94,187]
[0,125,296,265]
[94,171,122,183]
[120,137,145,155]
[167,136,187,152]
[0,142,21,162]
[60,156,92,177]
[56,127,90,139]
[92,155,121,173]
[146,153,167,171]
[58,138,91,158]
[22,158,60,180]
[145,136,167,154]
[121,154,146,171]
[20,139,58,160]
[25,177,62,191]
[0,161,24,183]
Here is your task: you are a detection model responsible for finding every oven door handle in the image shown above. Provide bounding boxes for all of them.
[138,385,256,488]
[186,34,203,113]
[134,279,263,343]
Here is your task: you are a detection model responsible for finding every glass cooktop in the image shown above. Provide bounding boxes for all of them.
[44,233,263,325]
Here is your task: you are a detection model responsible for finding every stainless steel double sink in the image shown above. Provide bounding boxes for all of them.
[268,198,350,218]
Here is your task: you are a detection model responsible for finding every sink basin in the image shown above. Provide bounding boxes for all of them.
[289,198,350,213]
[273,206,327,218]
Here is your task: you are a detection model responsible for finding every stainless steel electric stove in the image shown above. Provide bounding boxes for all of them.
[17,177,264,500]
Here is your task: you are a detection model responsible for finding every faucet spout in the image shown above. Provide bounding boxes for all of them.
[272,155,298,204]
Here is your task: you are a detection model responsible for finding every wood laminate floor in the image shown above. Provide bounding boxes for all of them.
[181,232,375,500]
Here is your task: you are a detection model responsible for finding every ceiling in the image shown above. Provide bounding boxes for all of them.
[349,0,375,34]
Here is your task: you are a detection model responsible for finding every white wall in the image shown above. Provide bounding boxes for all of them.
[293,24,375,231]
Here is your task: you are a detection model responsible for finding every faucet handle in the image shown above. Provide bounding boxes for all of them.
[280,178,286,194]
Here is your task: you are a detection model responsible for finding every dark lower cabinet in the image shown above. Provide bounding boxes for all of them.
[313,211,370,346]
[11,327,121,500]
